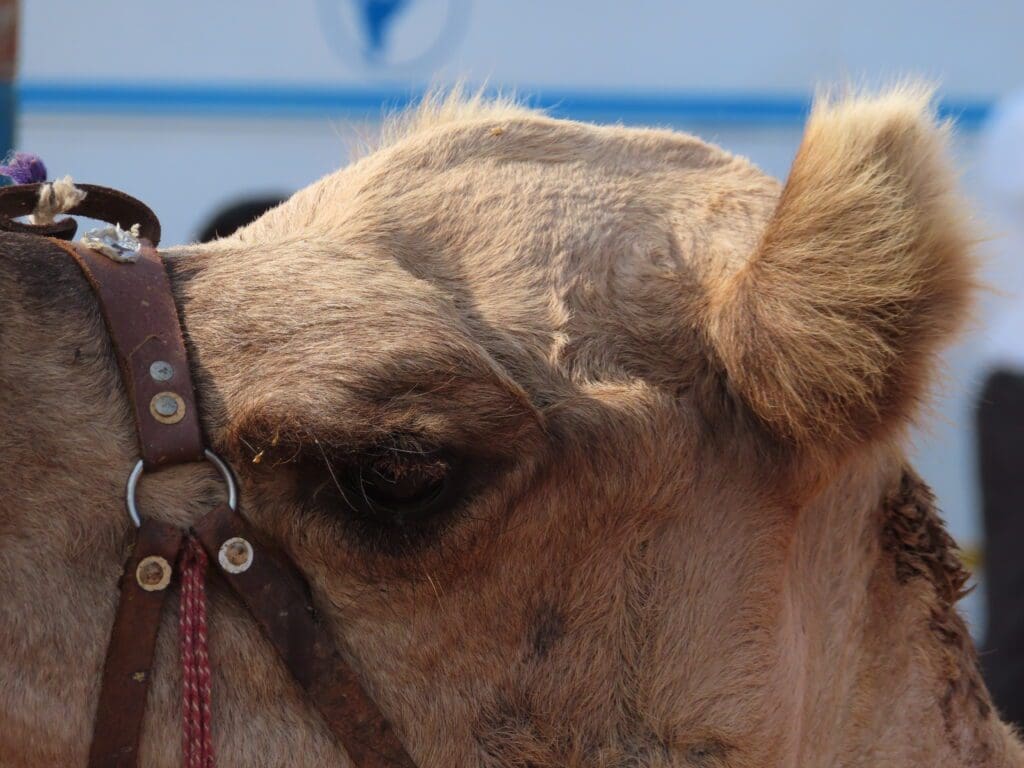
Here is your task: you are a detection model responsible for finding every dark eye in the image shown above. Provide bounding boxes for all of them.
[353,451,450,521]
[295,440,465,549]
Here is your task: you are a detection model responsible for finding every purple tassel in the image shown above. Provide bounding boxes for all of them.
[0,152,47,184]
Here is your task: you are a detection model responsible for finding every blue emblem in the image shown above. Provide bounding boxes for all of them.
[359,0,410,60]
[318,0,470,75]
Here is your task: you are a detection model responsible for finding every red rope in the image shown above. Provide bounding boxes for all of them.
[180,536,215,768]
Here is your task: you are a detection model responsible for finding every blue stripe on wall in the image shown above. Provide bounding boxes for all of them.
[15,81,993,129]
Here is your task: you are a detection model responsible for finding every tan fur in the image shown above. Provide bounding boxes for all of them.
[0,85,1019,768]
[708,85,975,470]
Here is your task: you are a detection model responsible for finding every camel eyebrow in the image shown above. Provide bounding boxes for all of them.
[226,379,532,466]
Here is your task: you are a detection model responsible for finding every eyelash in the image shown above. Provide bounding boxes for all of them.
[290,440,467,552]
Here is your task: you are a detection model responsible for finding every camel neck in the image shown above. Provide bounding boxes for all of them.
[788,458,1022,766]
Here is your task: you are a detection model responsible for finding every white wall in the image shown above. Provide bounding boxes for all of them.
[19,1,1024,95]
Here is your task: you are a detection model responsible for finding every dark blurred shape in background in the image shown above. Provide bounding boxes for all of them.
[0,0,16,155]
[196,196,288,243]
[978,371,1024,726]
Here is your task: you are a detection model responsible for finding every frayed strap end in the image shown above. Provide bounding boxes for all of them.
[32,175,87,225]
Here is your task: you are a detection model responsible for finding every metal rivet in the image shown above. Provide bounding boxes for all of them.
[150,391,186,424]
[153,396,178,416]
[149,360,174,381]
[136,555,172,591]
[218,537,254,574]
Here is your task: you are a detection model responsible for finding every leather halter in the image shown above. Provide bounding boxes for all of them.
[0,184,416,768]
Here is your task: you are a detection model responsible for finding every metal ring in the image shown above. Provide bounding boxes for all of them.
[125,448,238,527]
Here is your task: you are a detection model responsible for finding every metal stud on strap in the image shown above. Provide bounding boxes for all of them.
[55,240,205,469]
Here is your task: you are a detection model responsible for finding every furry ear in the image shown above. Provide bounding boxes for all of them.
[707,85,974,463]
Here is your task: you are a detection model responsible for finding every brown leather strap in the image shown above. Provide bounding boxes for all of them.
[193,505,417,768]
[0,182,160,244]
[88,520,184,768]
[53,240,204,469]
[39,191,415,767]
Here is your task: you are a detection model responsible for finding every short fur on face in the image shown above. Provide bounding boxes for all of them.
[1,85,1019,768]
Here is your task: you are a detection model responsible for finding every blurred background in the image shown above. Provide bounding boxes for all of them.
[4,0,1023,710]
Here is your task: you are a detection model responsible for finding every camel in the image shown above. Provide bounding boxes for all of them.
[1,84,1020,767]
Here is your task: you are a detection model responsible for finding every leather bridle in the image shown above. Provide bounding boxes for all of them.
[0,183,416,768]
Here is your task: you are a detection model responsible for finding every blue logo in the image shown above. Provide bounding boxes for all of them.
[360,1,409,60]
[318,0,470,76]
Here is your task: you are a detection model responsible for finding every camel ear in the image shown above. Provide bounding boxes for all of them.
[707,86,974,463]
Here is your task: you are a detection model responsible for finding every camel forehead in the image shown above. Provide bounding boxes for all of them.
[353,113,776,217]
[281,109,779,257]
[220,110,781,399]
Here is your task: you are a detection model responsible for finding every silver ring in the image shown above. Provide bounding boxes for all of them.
[125,448,238,527]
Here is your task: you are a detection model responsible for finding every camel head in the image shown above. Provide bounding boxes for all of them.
[2,86,1020,767]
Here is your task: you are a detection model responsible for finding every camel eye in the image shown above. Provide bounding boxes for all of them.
[293,439,466,549]
[353,451,450,521]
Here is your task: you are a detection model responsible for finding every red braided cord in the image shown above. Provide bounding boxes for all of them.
[180,536,215,768]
